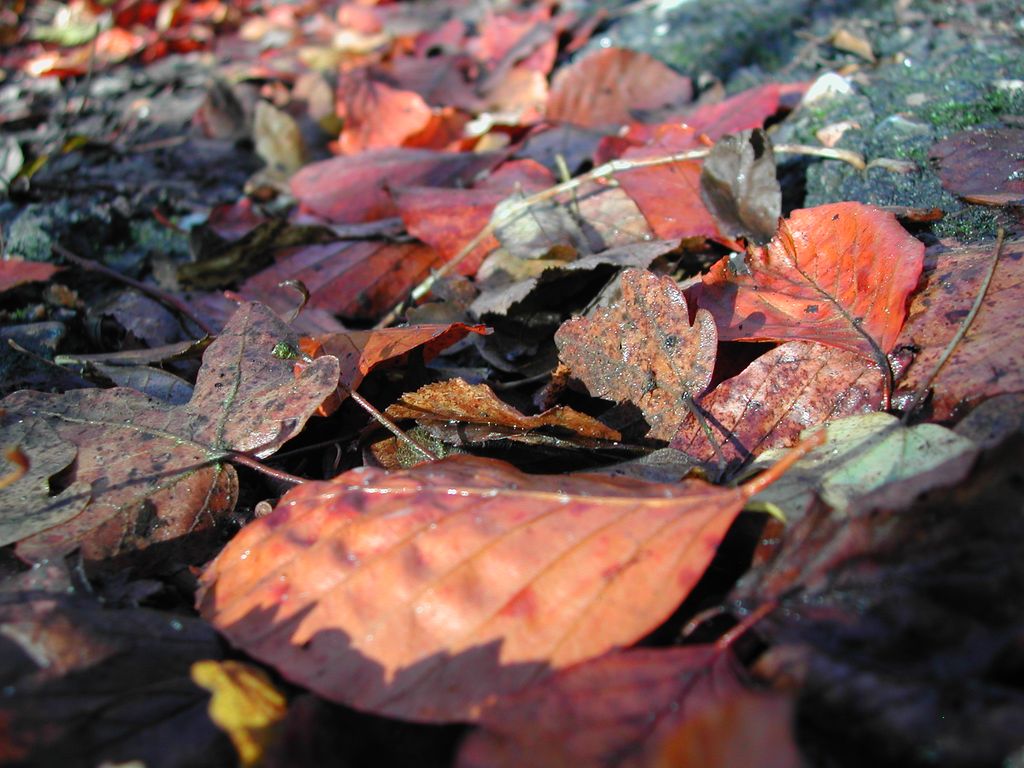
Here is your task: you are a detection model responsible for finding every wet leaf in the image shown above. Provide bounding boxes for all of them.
[929,127,1024,206]
[692,203,925,358]
[1,302,339,562]
[547,48,693,129]
[0,259,60,292]
[893,238,1024,420]
[699,128,780,244]
[192,660,287,768]
[555,269,718,440]
[672,342,882,466]
[749,412,978,521]
[456,647,743,768]
[385,378,620,440]
[197,455,749,722]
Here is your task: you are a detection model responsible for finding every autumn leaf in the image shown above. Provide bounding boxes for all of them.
[929,127,1024,206]
[456,647,745,768]
[1,302,340,563]
[0,259,60,292]
[335,67,436,154]
[691,202,925,359]
[555,269,718,440]
[197,455,754,722]
[672,341,882,466]
[699,128,781,244]
[893,238,1024,420]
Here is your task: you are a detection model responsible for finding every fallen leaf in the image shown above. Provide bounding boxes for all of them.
[691,203,925,359]
[335,68,435,154]
[192,660,287,768]
[555,269,718,440]
[253,100,306,175]
[699,128,780,244]
[1,302,340,563]
[0,259,60,292]
[197,455,750,722]
[546,48,693,129]
[893,238,1024,420]
[672,342,882,466]
[456,647,743,768]
[929,127,1024,205]
[385,378,620,440]
[290,149,500,223]
[748,412,978,521]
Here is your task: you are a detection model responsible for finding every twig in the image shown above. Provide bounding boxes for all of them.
[375,143,866,328]
[347,388,439,462]
[901,229,1005,423]
[53,242,216,336]
[224,450,309,485]
[740,428,826,499]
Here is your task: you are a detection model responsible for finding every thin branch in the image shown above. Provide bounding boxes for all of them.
[224,450,309,485]
[347,388,439,462]
[740,428,826,499]
[901,229,1005,423]
[53,242,216,337]
[375,143,866,328]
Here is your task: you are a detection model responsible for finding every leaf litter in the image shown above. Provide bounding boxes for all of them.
[1,0,1023,765]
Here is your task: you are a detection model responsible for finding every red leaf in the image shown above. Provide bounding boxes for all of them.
[394,159,555,276]
[335,68,434,155]
[0,259,60,292]
[691,202,925,358]
[197,455,748,722]
[547,48,693,129]
[1,302,340,563]
[290,149,500,223]
[240,240,442,321]
[893,238,1024,420]
[672,342,882,464]
[555,269,718,440]
[456,647,743,768]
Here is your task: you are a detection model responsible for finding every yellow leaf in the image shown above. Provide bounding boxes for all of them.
[191,660,287,767]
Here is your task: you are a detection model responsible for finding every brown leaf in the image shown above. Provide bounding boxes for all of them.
[385,378,620,440]
[555,269,718,440]
[929,127,1024,206]
[699,128,780,244]
[197,455,749,722]
[1,302,340,563]
[691,203,925,358]
[893,238,1024,420]
[456,647,743,768]
[672,341,882,465]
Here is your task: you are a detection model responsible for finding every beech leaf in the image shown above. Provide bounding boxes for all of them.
[0,302,340,562]
[555,269,718,440]
[691,202,925,359]
[197,455,750,722]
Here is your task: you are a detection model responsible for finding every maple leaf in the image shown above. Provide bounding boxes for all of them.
[555,269,718,440]
[197,455,754,722]
[1,302,340,563]
[691,202,925,360]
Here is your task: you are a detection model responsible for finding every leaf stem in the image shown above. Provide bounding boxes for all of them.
[375,143,866,328]
[224,450,309,485]
[901,229,1005,423]
[739,428,826,499]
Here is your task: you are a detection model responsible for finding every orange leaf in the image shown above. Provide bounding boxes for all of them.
[197,456,748,722]
[555,269,718,440]
[692,202,925,358]
[335,68,434,154]
[0,259,60,293]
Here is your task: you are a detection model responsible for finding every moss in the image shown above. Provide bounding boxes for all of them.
[933,208,1003,242]
[922,88,1024,131]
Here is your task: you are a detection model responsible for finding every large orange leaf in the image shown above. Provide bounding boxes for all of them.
[197,455,751,722]
[0,302,340,563]
[691,202,925,358]
[335,67,434,155]
[893,238,1024,420]
[456,647,743,768]
[555,269,718,440]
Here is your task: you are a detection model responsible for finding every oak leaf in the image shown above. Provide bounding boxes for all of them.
[1,302,340,563]
[555,269,717,440]
[197,455,750,722]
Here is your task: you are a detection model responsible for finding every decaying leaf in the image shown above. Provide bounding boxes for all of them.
[749,412,978,521]
[197,455,750,722]
[692,203,925,359]
[1,302,340,563]
[192,660,287,768]
[893,238,1024,420]
[0,259,60,292]
[672,341,881,466]
[699,128,780,244]
[929,127,1024,206]
[252,100,306,176]
[555,269,717,440]
[456,647,744,768]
